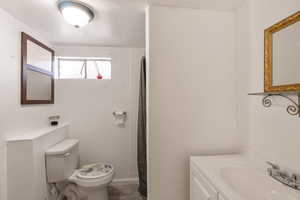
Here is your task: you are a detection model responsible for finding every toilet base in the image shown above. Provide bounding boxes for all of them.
[79,185,109,200]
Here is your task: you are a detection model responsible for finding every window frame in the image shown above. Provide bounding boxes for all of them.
[56,57,112,79]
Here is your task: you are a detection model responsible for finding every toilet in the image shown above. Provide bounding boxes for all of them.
[45,139,114,200]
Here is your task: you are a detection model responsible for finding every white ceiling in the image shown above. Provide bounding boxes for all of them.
[0,0,147,47]
[149,0,245,11]
[0,0,244,47]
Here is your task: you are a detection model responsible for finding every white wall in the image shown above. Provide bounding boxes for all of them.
[236,0,300,172]
[0,8,61,200]
[147,6,244,200]
[54,46,145,180]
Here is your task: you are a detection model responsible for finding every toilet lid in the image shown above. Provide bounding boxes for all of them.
[77,163,113,179]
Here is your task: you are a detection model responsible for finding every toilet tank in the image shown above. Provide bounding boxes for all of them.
[45,139,79,183]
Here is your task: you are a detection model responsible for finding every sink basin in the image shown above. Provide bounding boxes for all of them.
[220,167,300,200]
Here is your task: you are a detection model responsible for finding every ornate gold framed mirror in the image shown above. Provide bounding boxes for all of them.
[264,11,300,92]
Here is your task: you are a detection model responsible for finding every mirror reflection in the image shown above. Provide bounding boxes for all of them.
[26,69,52,100]
[273,21,300,86]
[26,40,52,72]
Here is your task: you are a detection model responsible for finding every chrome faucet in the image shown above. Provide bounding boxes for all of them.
[267,161,300,190]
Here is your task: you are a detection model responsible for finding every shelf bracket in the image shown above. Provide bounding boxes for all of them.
[262,93,300,117]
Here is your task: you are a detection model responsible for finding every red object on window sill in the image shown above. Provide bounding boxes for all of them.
[97,74,103,79]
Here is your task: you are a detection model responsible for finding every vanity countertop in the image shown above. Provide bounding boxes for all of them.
[190,154,300,200]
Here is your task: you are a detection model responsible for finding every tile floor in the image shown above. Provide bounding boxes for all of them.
[108,182,146,200]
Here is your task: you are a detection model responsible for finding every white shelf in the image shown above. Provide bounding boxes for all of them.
[6,123,70,142]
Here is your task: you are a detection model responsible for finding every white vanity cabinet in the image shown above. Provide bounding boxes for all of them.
[190,162,220,200]
[190,155,300,200]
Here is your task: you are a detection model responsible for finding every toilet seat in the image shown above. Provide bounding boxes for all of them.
[68,163,114,188]
[77,163,113,179]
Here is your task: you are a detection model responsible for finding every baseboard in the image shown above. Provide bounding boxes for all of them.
[112,177,139,184]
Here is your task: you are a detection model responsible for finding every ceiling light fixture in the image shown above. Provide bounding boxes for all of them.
[58,1,94,28]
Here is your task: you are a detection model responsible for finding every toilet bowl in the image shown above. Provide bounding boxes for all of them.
[68,163,114,200]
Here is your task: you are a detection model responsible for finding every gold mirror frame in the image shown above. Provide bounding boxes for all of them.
[264,11,300,92]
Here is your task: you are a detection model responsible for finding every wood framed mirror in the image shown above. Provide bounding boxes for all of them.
[264,11,300,92]
[21,32,54,104]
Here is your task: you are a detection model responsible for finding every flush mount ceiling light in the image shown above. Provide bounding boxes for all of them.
[58,1,94,28]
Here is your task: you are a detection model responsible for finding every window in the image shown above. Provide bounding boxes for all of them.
[55,57,111,79]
